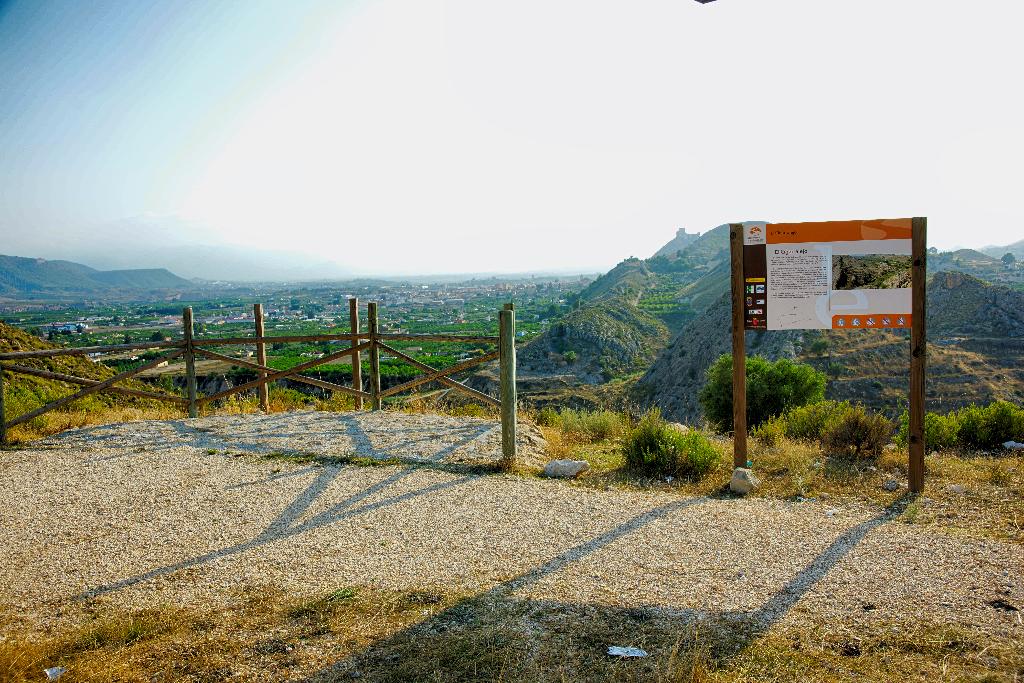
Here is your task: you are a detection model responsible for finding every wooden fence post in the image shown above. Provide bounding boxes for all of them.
[729,223,748,469]
[0,365,7,446]
[499,307,517,469]
[350,298,363,410]
[254,303,269,413]
[909,217,928,493]
[367,302,381,410]
[183,307,198,418]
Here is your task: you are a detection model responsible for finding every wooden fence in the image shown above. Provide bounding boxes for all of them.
[0,301,518,464]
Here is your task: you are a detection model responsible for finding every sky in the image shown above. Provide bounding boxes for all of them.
[1,0,1023,278]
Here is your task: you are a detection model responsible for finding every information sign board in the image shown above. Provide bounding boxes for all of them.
[729,217,927,493]
[741,218,913,331]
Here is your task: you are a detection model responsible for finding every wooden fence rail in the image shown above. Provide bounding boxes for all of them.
[0,300,517,465]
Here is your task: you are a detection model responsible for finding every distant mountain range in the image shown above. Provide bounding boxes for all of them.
[981,239,1024,260]
[3,215,355,282]
[0,254,192,297]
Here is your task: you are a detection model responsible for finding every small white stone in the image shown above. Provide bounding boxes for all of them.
[543,459,590,479]
[729,468,759,495]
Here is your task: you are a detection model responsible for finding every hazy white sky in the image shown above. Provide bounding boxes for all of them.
[2,0,1022,276]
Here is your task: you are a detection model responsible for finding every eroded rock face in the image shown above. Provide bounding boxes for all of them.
[928,271,1024,338]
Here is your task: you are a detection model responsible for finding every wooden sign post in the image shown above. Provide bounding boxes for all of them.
[729,223,748,469]
[729,218,928,492]
[909,217,927,493]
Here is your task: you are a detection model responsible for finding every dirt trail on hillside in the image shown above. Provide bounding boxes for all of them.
[1,411,1021,641]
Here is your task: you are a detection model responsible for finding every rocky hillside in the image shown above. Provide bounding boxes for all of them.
[635,272,1024,423]
[0,322,175,420]
[577,258,659,304]
[928,248,1023,287]
[493,224,737,400]
[652,227,700,258]
[492,222,774,405]
[928,271,1024,337]
[517,299,669,384]
[634,294,803,424]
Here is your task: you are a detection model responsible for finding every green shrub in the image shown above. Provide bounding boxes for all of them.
[751,416,785,448]
[956,405,986,449]
[535,407,560,427]
[699,355,827,432]
[895,401,1024,451]
[563,350,578,364]
[622,409,720,479]
[955,401,1024,449]
[895,410,961,450]
[782,400,851,442]
[924,411,961,450]
[821,405,893,459]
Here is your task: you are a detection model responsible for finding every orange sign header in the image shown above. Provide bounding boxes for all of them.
[768,218,912,245]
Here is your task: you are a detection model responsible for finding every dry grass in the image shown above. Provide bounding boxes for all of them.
[720,621,1024,683]
[3,404,184,445]
[397,396,499,420]
[2,585,1020,682]
[2,386,362,446]
[0,585,459,682]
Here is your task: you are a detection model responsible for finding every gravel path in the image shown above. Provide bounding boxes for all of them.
[2,411,1022,638]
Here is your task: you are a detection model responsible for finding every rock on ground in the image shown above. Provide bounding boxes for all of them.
[729,467,760,495]
[543,459,590,479]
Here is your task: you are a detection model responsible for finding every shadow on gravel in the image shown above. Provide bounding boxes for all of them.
[76,465,475,601]
[68,411,500,468]
[305,494,915,681]
[74,417,497,598]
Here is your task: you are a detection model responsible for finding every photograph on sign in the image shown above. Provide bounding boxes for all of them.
[742,218,913,331]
